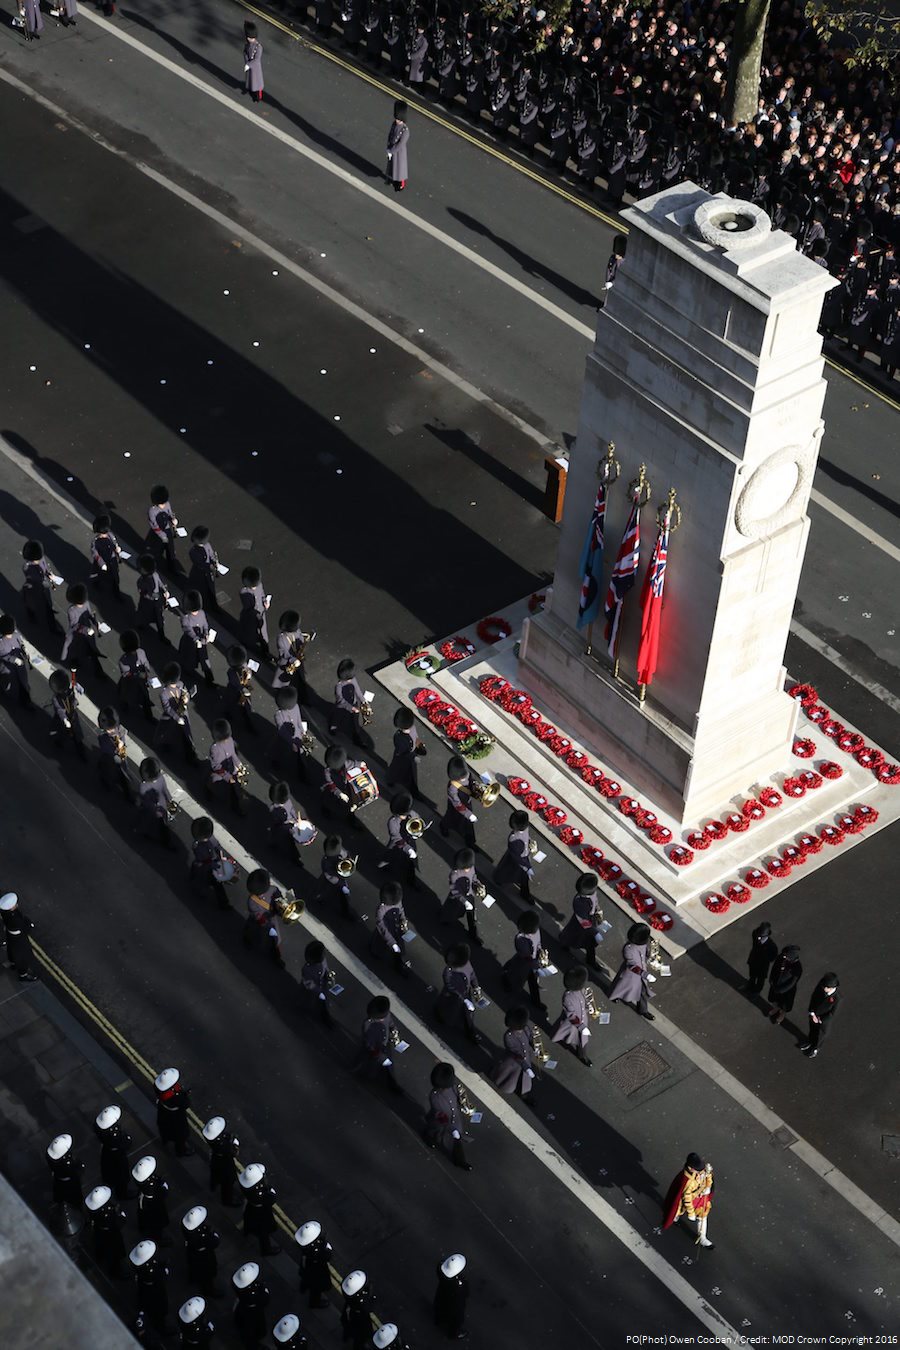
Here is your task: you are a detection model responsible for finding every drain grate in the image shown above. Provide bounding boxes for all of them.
[602,1041,671,1096]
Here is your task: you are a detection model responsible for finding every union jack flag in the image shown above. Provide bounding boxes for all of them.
[637,521,670,688]
[604,499,641,657]
[576,483,607,630]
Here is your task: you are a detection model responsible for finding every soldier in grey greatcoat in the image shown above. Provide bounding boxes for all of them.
[423,1063,472,1170]
[97,706,135,800]
[440,847,483,947]
[21,540,59,629]
[138,757,178,850]
[491,1005,537,1100]
[179,592,215,690]
[330,657,372,747]
[271,686,311,782]
[493,809,534,901]
[118,630,156,722]
[238,565,270,657]
[61,583,105,676]
[187,525,220,614]
[558,872,604,971]
[157,661,201,764]
[407,26,428,84]
[609,922,655,1020]
[356,995,402,1093]
[273,609,311,698]
[501,910,545,1011]
[372,880,409,975]
[387,100,410,191]
[0,615,33,709]
[435,943,481,1043]
[209,718,248,816]
[136,555,171,643]
[147,484,181,574]
[23,0,44,39]
[551,965,593,1066]
[243,26,265,103]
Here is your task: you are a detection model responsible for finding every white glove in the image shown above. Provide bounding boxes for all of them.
[604,281,613,289]
[467,812,478,822]
[341,885,350,895]
[464,901,474,912]
[525,1068,536,1079]
[451,1130,461,1140]
[244,64,250,72]
[319,993,326,1001]
[177,718,185,726]
[383,1058,393,1068]
[338,792,349,803]
[387,151,393,160]
[392,944,401,954]
[464,999,475,1013]
[407,847,417,860]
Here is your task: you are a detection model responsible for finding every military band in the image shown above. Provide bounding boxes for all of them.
[320,833,357,919]
[388,705,425,797]
[49,667,87,758]
[238,565,271,659]
[272,685,312,781]
[137,756,178,849]
[424,1063,473,1171]
[89,513,124,601]
[501,910,547,1012]
[435,943,482,1045]
[225,644,256,734]
[331,657,372,748]
[243,868,289,969]
[440,754,478,848]
[179,592,216,689]
[373,879,410,976]
[274,608,312,700]
[268,780,316,866]
[61,582,105,676]
[300,938,336,1027]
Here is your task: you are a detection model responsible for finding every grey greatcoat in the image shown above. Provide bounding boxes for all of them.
[424,1084,465,1151]
[609,940,651,1008]
[244,38,264,93]
[387,119,409,183]
[436,960,477,1029]
[551,989,589,1049]
[407,32,428,83]
[24,0,44,35]
[491,1026,535,1096]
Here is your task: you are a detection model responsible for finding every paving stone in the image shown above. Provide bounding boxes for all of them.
[0,995,42,1031]
[38,1040,87,1083]
[16,1020,62,1059]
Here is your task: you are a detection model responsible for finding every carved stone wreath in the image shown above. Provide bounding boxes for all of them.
[735,442,814,538]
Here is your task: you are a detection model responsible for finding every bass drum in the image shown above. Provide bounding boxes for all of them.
[347,764,380,809]
[212,858,236,883]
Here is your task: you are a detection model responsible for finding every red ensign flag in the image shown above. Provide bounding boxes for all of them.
[636,520,670,687]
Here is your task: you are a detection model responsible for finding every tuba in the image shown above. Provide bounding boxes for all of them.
[336,855,357,878]
[584,985,602,1022]
[405,815,425,838]
[468,776,500,808]
[530,1022,550,1065]
[457,1083,476,1118]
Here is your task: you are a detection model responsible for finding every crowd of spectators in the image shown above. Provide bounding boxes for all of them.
[300,0,900,376]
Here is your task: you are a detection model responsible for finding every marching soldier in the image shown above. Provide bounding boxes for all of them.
[0,892,37,981]
[138,756,178,849]
[357,995,403,1094]
[0,614,34,709]
[238,565,271,658]
[89,513,125,601]
[202,1116,240,1207]
[551,965,593,1067]
[61,582,105,677]
[118,629,156,722]
[225,644,256,735]
[187,525,220,614]
[239,1163,280,1256]
[148,484,181,573]
[502,910,546,1012]
[269,780,316,866]
[322,744,364,829]
[294,1220,333,1309]
[179,591,216,690]
[388,706,425,797]
[189,816,235,910]
[272,686,312,782]
[182,1206,222,1298]
[232,1262,270,1348]
[433,1252,469,1340]
[321,834,357,919]
[46,1133,85,1207]
[49,668,87,758]
[274,609,312,700]
[386,790,421,889]
[436,943,483,1045]
[155,1066,194,1156]
[274,1312,309,1346]
[209,718,248,816]
[559,872,604,972]
[132,1155,171,1243]
[341,1270,375,1350]
[330,657,372,748]
[494,809,534,901]
[373,879,410,977]
[21,539,61,630]
[85,1185,128,1279]
[178,1296,215,1348]
[136,554,172,643]
[441,847,484,947]
[129,1239,171,1337]
[424,1063,473,1171]
[96,707,135,799]
[95,1103,134,1199]
[491,1005,538,1104]
[243,868,288,969]
[158,661,201,764]
[300,939,336,1028]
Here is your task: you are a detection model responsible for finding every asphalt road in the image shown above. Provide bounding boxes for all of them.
[0,2,898,1342]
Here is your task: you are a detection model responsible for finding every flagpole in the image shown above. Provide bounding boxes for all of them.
[584,442,619,658]
[585,622,594,657]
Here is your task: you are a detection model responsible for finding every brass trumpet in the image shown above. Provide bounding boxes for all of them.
[537,947,551,968]
[165,800,179,820]
[528,838,539,858]
[472,880,487,901]
[584,985,602,1022]
[235,762,249,789]
[275,895,304,924]
[238,669,252,705]
[300,731,315,755]
[399,913,410,936]
[358,699,373,725]
[647,934,663,973]
[336,855,357,878]
[530,1022,550,1065]
[470,985,485,1006]
[285,631,315,673]
[388,1024,401,1048]
[113,734,128,762]
[457,1084,476,1118]
[468,776,500,808]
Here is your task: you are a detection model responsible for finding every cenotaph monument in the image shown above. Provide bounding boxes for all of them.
[519,186,837,824]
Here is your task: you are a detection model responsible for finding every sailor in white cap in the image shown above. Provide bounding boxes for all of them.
[239,1162,280,1256]
[129,1238,171,1335]
[182,1205,222,1298]
[94,1103,135,1199]
[232,1261,270,1346]
[434,1252,469,1339]
[178,1295,215,1348]
[85,1185,128,1278]
[133,1155,170,1244]
[1,892,37,982]
[373,1324,410,1348]
[46,1133,84,1207]
[273,1312,308,1346]
[295,1219,333,1309]
[202,1115,241,1207]
[155,1066,194,1156]
[341,1270,375,1349]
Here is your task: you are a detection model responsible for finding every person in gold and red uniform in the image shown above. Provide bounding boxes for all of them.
[662,1152,715,1248]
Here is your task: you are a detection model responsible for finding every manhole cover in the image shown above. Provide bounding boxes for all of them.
[772,1125,798,1149]
[602,1041,670,1096]
[882,1134,900,1158]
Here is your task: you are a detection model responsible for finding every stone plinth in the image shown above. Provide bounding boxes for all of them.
[519,186,837,824]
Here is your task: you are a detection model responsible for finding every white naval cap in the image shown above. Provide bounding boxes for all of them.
[295,1221,321,1247]
[239,1162,265,1188]
[182,1205,208,1231]
[47,1133,73,1161]
[441,1253,467,1279]
[179,1297,206,1325]
[95,1104,122,1131]
[202,1115,226,1141]
[85,1185,112,1212]
[233,1262,260,1290]
[129,1240,157,1267]
[131,1155,157,1184]
[373,1324,399,1348]
[273,1314,301,1342]
[341,1270,367,1298]
[154,1067,179,1092]
[0,892,18,911]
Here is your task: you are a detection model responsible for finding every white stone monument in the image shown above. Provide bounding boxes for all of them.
[520,185,836,824]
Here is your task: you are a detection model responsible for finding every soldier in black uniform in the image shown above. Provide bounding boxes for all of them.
[559,872,604,972]
[89,514,125,601]
[132,1155,171,1244]
[373,880,410,977]
[95,1103,134,1200]
[85,1185,128,1279]
[189,816,235,911]
[301,939,336,1028]
[130,1238,172,1337]
[439,755,478,849]
[155,1066,194,1156]
[433,1252,469,1339]
[494,809,534,901]
[187,525,220,615]
[118,629,156,721]
[340,1269,375,1350]
[239,1163,280,1256]
[441,847,483,947]
[294,1220,333,1309]
[148,484,181,573]
[136,554,171,643]
[138,756,178,849]
[0,892,37,981]
[232,1262,270,1348]
[49,668,87,759]
[21,539,61,630]
[320,833,357,919]
[202,1115,241,1207]
[178,1296,216,1348]
[182,1206,222,1298]
[0,614,33,709]
[46,1133,85,1207]
[330,657,372,748]
[357,995,403,1094]
[388,706,425,796]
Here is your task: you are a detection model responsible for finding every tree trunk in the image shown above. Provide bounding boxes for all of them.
[724,0,772,127]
